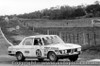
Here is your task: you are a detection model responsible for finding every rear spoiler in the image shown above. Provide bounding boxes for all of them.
[0,27,13,46]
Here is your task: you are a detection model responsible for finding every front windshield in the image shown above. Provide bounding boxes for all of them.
[42,35,64,45]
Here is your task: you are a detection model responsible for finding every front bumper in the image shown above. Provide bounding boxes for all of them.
[8,54,15,56]
[8,51,16,56]
[56,51,81,59]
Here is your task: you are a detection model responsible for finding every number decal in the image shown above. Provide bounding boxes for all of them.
[36,49,42,57]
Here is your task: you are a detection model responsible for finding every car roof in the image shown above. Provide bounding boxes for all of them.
[24,35,58,39]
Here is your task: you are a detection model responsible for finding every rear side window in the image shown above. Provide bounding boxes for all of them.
[24,38,33,45]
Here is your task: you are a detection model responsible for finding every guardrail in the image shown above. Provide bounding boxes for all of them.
[0,27,13,46]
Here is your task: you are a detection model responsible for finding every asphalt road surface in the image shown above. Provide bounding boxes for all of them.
[0,55,100,66]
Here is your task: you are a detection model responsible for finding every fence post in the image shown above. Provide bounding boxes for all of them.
[69,34,71,43]
[77,33,79,44]
[33,27,34,32]
[59,32,62,39]
[83,33,86,45]
[94,33,96,45]
[47,30,49,35]
[87,33,90,45]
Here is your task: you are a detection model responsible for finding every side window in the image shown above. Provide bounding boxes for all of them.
[42,38,48,45]
[24,38,33,45]
[34,38,42,45]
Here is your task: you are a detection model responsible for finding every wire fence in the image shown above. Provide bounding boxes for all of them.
[34,27,97,46]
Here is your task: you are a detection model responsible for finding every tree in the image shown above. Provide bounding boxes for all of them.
[16,1,100,20]
[85,1,100,17]
[72,6,86,17]
[94,0,100,5]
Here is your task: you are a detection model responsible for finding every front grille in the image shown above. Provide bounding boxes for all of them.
[74,48,77,52]
[67,49,71,53]
[67,48,77,53]
[71,49,74,53]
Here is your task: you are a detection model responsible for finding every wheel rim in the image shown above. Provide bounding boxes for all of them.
[49,53,56,61]
[17,53,22,60]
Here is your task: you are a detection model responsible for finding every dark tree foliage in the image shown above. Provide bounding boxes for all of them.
[4,1,100,20]
[17,6,78,20]
[72,8,86,17]
[86,1,100,17]
[86,4,100,15]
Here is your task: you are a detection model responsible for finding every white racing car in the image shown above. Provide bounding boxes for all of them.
[8,35,81,62]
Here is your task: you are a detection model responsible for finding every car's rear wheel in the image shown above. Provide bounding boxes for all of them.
[16,52,25,61]
[68,55,78,62]
[48,52,58,62]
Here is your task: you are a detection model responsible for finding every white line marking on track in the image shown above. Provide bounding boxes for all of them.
[88,59,100,62]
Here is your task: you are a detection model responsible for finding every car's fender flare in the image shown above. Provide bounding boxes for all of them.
[16,51,24,56]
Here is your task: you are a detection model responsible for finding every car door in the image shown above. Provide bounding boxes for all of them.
[22,38,34,57]
[33,37,44,58]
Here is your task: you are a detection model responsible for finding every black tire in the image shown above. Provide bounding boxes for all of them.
[48,52,58,62]
[38,58,44,62]
[68,55,78,62]
[16,52,25,61]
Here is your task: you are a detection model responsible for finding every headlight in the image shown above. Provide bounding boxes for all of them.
[65,50,67,53]
[58,50,67,54]
[62,50,65,54]
[77,47,81,51]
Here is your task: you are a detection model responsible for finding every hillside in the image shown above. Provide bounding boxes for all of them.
[19,17,100,28]
[0,17,99,46]
[0,19,40,45]
[0,32,9,55]
[0,18,100,55]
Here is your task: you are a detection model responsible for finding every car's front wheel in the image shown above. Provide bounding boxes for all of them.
[16,52,25,61]
[48,52,58,62]
[68,55,78,62]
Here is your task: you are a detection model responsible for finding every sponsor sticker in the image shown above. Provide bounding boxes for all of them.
[25,51,29,53]
[36,49,42,57]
